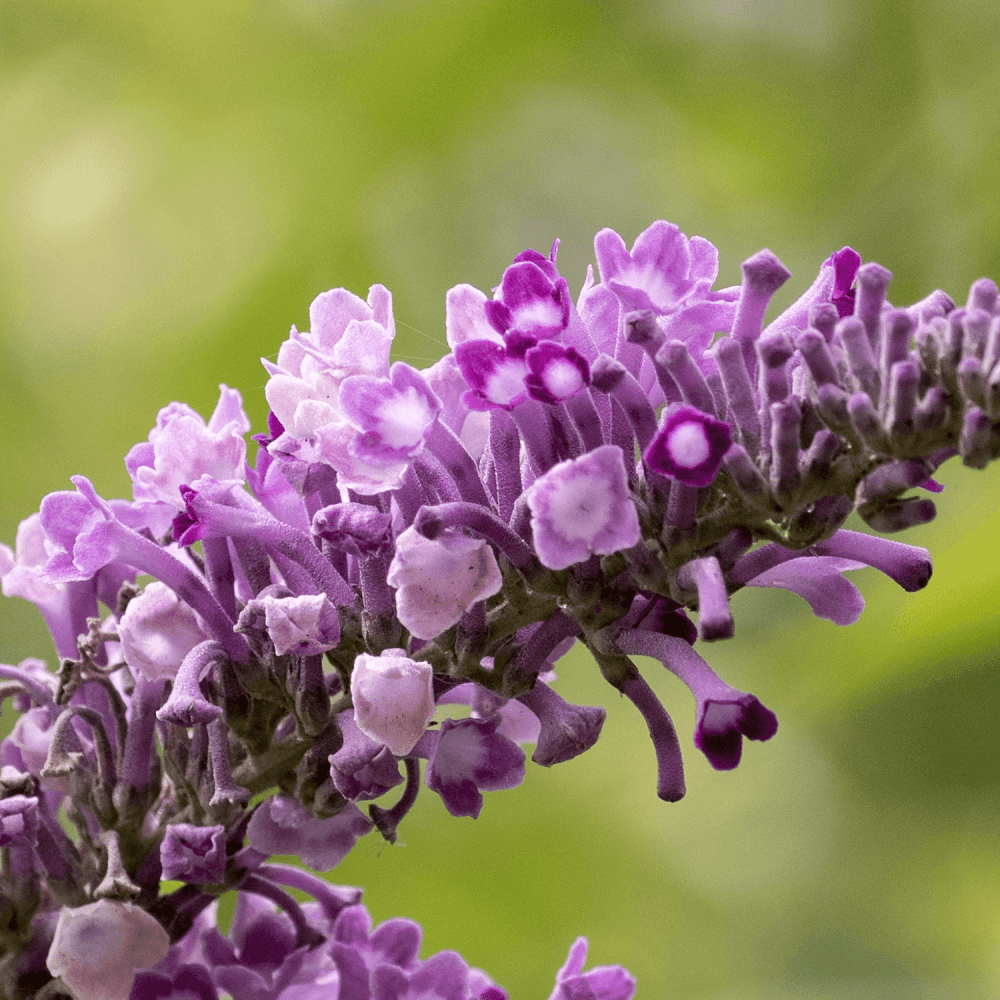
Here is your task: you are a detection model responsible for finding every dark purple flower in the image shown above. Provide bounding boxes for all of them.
[524,342,590,404]
[425,716,526,819]
[614,629,777,771]
[454,337,532,412]
[130,963,219,1000]
[485,254,571,341]
[695,695,778,771]
[160,824,226,884]
[644,406,732,487]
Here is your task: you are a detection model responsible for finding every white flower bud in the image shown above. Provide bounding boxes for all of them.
[351,650,435,756]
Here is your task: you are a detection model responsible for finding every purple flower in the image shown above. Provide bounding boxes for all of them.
[526,445,640,570]
[118,581,212,682]
[246,795,373,871]
[256,593,341,656]
[420,354,490,462]
[594,221,718,312]
[312,503,394,558]
[0,794,40,848]
[313,363,442,494]
[486,250,571,340]
[329,903,422,990]
[329,712,404,802]
[387,526,503,641]
[454,336,533,412]
[425,716,526,819]
[160,823,226,884]
[437,678,543,745]
[524,342,590,404]
[453,245,588,413]
[547,937,636,1000]
[371,950,472,1000]
[125,386,250,511]
[194,892,341,1000]
[351,651,436,757]
[130,964,219,1000]
[264,285,436,492]
[1,512,135,660]
[644,405,732,487]
[46,900,170,1000]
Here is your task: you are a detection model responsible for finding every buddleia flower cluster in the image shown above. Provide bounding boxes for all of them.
[1,217,997,999]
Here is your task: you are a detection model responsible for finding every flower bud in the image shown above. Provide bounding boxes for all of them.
[351,650,435,756]
[0,794,39,848]
[160,823,226,884]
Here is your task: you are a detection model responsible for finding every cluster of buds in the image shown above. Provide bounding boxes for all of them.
[1,217,996,998]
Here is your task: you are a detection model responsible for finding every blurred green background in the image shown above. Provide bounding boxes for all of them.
[3,0,1000,995]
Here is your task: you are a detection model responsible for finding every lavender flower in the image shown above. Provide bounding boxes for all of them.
[525,445,640,570]
[46,900,170,1000]
[387,526,503,640]
[125,386,251,511]
[0,794,40,848]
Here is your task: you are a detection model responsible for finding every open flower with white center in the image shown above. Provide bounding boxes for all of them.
[643,404,732,487]
[526,445,640,570]
[351,650,436,756]
[387,525,503,640]
[264,284,431,491]
[524,341,590,404]
[314,361,442,493]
